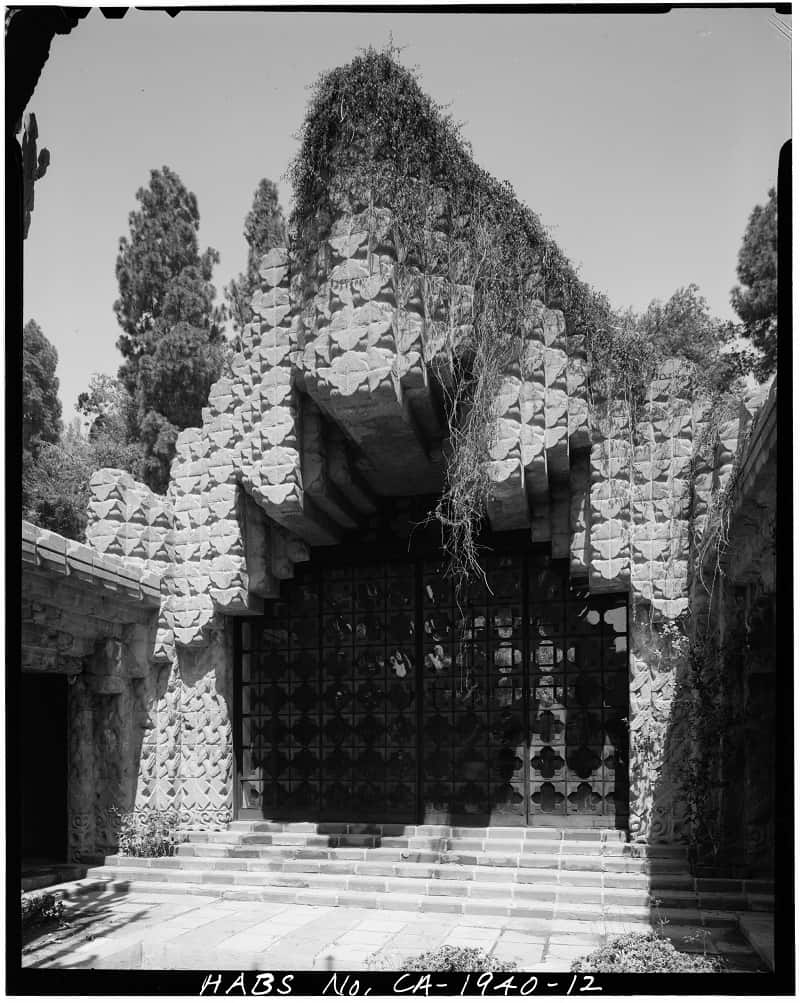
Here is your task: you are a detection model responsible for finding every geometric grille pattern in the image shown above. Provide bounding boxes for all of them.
[421,553,527,824]
[528,560,629,820]
[239,562,417,821]
[238,552,628,824]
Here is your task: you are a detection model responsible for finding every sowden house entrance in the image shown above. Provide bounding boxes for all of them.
[236,548,629,829]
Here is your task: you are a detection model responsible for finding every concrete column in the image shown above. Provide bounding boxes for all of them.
[68,674,96,860]
[175,623,234,831]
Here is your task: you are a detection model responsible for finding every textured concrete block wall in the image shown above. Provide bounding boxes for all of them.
[81,193,774,844]
[69,630,234,843]
[626,379,774,845]
[86,468,173,574]
[66,627,170,858]
[174,628,234,829]
[299,206,443,494]
[587,404,631,590]
[630,361,693,620]
[625,364,695,842]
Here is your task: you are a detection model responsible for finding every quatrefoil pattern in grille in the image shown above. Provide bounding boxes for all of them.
[239,562,417,820]
[238,553,628,822]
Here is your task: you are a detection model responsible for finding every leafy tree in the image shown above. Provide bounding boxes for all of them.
[638,285,723,368]
[114,166,225,491]
[23,420,91,538]
[636,284,750,391]
[22,319,62,462]
[731,187,778,380]
[77,372,137,443]
[224,178,287,342]
[114,166,220,361]
[136,322,225,489]
[23,417,142,541]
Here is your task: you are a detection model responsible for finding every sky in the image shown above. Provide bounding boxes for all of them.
[22,6,791,419]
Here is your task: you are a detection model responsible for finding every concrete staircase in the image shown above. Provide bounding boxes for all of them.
[82,822,774,929]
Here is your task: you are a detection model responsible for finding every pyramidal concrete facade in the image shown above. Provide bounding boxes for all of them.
[71,203,772,857]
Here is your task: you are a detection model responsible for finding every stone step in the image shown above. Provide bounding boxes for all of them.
[178,846,693,886]
[173,847,689,884]
[96,854,769,913]
[82,864,742,928]
[186,830,687,859]
[174,844,771,902]
[227,821,630,842]
[105,853,679,894]
[178,840,689,876]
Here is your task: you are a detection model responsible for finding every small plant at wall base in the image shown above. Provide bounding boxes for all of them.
[571,932,722,974]
[21,891,65,929]
[369,945,518,972]
[110,807,181,857]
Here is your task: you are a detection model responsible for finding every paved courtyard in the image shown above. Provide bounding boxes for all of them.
[22,888,768,972]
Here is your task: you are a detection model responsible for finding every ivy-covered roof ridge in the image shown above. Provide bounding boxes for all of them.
[287,46,614,346]
[285,46,626,584]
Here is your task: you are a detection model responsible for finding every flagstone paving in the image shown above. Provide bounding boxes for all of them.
[21,888,770,973]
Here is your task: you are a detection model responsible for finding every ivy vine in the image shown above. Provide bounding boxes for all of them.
[286,45,745,594]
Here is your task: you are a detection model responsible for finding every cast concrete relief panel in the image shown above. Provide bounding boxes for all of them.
[77,206,773,847]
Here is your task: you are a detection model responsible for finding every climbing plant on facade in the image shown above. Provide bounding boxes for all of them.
[287,46,617,587]
[287,47,750,595]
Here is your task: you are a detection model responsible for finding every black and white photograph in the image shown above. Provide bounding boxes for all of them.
[8,3,791,994]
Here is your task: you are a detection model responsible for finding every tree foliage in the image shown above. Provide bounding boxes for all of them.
[731,186,778,380]
[634,284,750,393]
[22,418,141,541]
[638,284,726,369]
[77,372,137,443]
[113,166,224,491]
[224,178,287,340]
[114,166,219,356]
[135,321,225,490]
[22,319,62,461]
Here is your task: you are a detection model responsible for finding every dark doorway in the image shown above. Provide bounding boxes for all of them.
[21,673,68,860]
[236,549,629,828]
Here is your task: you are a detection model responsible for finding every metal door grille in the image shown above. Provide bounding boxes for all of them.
[236,552,628,824]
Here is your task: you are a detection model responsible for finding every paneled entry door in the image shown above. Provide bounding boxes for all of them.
[236,551,629,826]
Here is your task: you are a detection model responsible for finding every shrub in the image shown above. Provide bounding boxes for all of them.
[111,807,180,858]
[21,891,64,928]
[396,945,518,972]
[570,932,722,973]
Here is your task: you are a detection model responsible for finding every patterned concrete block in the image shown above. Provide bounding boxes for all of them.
[519,326,547,502]
[588,409,631,590]
[566,326,590,450]
[630,361,693,616]
[487,370,529,532]
[568,453,591,581]
[543,307,569,481]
